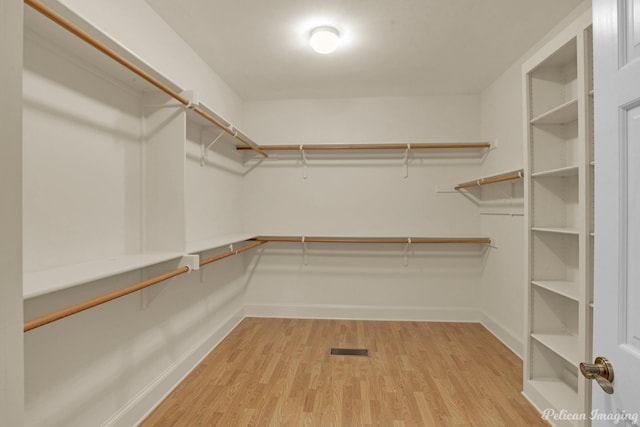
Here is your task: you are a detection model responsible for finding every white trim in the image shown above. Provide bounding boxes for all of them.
[244,303,481,322]
[479,311,523,358]
[103,307,245,427]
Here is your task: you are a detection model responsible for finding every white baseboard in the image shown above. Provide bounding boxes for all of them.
[479,311,523,358]
[244,303,481,322]
[103,307,245,427]
[102,304,522,426]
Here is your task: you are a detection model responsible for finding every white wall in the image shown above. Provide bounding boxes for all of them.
[55,0,244,125]
[0,0,24,425]
[241,96,488,320]
[22,1,250,425]
[478,63,527,355]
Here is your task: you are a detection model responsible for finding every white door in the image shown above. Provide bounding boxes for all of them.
[592,0,640,425]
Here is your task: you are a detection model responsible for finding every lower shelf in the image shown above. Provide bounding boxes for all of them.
[528,379,580,416]
[23,252,184,299]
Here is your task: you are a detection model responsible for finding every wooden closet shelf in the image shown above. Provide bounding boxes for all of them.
[455,169,524,190]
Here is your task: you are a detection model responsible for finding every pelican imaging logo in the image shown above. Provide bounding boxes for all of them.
[542,408,639,425]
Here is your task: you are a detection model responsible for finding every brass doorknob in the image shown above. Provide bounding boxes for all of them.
[580,356,614,394]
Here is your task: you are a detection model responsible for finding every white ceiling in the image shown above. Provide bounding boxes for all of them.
[147,0,583,100]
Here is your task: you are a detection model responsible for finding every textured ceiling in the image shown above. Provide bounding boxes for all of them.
[147,0,584,100]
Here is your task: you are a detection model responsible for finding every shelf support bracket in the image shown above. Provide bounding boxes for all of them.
[403,144,411,178]
[180,255,200,272]
[181,90,198,110]
[200,129,226,166]
[403,238,412,266]
[302,236,309,265]
[300,145,308,179]
[141,255,199,309]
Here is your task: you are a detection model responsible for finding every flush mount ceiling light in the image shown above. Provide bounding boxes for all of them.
[309,26,340,54]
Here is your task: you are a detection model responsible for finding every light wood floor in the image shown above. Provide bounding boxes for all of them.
[142,318,547,426]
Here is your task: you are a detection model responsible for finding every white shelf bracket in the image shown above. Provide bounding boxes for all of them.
[200,129,226,166]
[228,125,238,139]
[302,236,309,265]
[180,255,200,272]
[403,144,411,178]
[300,145,308,179]
[434,184,458,193]
[142,255,199,309]
[403,238,412,267]
[181,90,198,110]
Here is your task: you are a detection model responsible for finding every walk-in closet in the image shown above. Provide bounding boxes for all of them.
[2,0,639,426]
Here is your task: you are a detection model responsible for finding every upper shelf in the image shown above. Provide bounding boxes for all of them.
[24,0,266,157]
[455,169,524,190]
[533,37,577,70]
[530,99,578,125]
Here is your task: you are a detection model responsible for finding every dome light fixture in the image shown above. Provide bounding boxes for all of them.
[309,26,340,54]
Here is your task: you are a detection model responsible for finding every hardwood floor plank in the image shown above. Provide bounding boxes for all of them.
[141,318,547,426]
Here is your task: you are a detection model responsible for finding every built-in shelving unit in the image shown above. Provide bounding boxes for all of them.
[522,10,593,425]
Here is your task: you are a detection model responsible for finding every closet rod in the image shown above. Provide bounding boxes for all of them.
[455,169,524,190]
[200,241,267,267]
[236,142,491,151]
[253,237,491,244]
[23,241,266,332]
[24,266,190,332]
[24,0,267,158]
